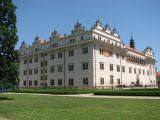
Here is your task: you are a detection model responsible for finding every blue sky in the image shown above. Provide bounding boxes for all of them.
[13,0,160,70]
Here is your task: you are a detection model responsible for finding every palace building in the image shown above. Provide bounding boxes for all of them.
[19,20,156,88]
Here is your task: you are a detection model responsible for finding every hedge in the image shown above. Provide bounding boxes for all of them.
[94,91,160,96]
[11,89,99,94]
[124,88,160,91]
[10,88,160,96]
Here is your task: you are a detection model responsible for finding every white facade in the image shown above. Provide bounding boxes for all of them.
[19,20,156,88]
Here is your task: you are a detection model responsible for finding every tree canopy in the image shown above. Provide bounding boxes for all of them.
[0,0,19,89]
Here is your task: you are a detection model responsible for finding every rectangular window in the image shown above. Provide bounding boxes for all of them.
[147,70,149,75]
[83,78,88,85]
[81,36,83,40]
[117,65,120,72]
[58,79,62,86]
[100,63,104,70]
[45,61,47,66]
[29,80,32,86]
[110,64,114,71]
[68,64,74,71]
[100,48,103,54]
[29,59,32,63]
[58,52,63,58]
[50,66,55,73]
[129,67,132,73]
[116,53,119,58]
[69,78,74,86]
[68,50,74,57]
[51,53,55,59]
[23,81,26,86]
[41,61,44,67]
[23,70,27,75]
[110,75,114,84]
[41,69,44,74]
[122,66,125,72]
[100,78,104,85]
[24,59,27,64]
[122,55,125,60]
[29,70,32,75]
[82,63,88,70]
[41,53,44,57]
[40,83,43,86]
[139,69,141,74]
[70,39,72,43]
[34,68,38,74]
[35,57,38,62]
[134,68,136,74]
[50,79,54,86]
[82,47,88,54]
[45,76,47,80]
[40,76,43,81]
[45,69,47,73]
[34,80,38,86]
[143,70,145,75]
[58,65,63,72]
[40,61,47,67]
[73,38,75,42]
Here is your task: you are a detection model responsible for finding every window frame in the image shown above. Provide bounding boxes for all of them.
[100,62,104,70]
[100,77,104,85]
[82,47,88,54]
[82,62,88,70]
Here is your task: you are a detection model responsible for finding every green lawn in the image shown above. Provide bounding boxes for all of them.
[0,94,160,120]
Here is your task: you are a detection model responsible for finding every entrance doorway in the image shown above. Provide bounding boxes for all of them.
[136,74,140,86]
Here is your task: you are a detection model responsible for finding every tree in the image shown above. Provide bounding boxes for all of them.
[0,0,19,89]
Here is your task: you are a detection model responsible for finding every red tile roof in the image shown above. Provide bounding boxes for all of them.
[156,72,160,77]
[125,45,144,55]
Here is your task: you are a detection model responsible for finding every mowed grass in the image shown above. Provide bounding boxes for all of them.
[0,94,160,120]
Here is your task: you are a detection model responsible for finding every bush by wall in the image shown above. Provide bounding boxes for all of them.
[11,88,99,94]
[94,91,160,96]
[10,88,160,96]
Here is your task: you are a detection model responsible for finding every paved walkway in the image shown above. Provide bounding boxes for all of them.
[4,92,160,100]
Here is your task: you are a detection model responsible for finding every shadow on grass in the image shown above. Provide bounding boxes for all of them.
[0,97,14,101]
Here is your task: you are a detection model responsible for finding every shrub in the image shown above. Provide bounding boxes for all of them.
[11,88,99,94]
